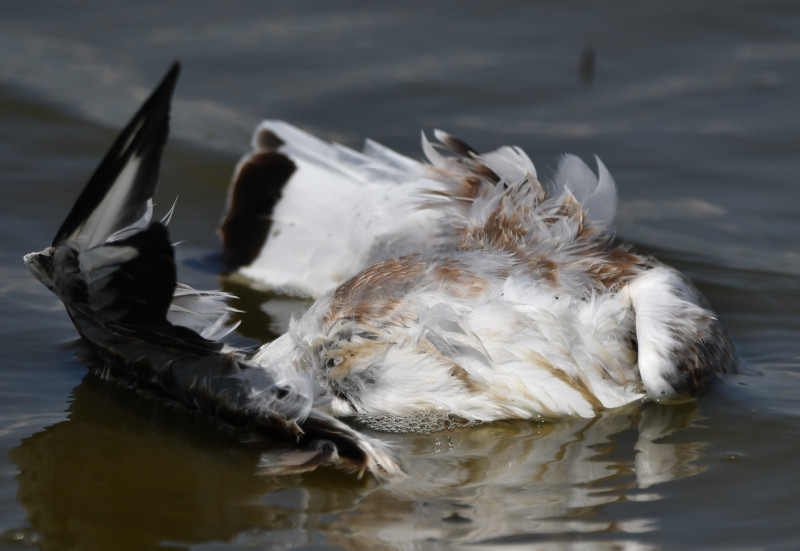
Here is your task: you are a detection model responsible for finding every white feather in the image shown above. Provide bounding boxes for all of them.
[167,284,240,341]
[234,122,445,297]
[480,145,537,183]
[553,154,617,228]
[627,266,718,399]
[72,156,151,250]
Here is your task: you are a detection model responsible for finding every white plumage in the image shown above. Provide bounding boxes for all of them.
[224,122,624,301]
[224,120,446,297]
[234,120,736,427]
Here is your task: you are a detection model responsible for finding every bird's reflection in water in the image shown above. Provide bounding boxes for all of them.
[10,365,706,550]
[330,402,702,548]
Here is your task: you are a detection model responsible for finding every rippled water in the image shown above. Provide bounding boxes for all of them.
[2,2,800,550]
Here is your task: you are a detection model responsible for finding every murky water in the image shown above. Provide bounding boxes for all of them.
[2,2,800,549]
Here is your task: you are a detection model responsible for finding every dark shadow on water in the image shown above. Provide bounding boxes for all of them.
[8,376,291,550]
[8,368,715,550]
[220,277,313,344]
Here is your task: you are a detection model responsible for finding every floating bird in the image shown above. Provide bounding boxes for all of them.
[25,63,737,477]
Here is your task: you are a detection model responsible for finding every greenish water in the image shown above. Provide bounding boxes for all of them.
[2,2,800,549]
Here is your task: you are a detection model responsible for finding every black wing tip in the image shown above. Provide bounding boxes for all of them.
[165,60,182,85]
[153,61,181,111]
[51,62,182,248]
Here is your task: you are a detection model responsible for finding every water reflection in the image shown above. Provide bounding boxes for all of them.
[10,371,708,550]
[333,404,703,548]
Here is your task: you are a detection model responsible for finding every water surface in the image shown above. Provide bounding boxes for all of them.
[2,2,800,550]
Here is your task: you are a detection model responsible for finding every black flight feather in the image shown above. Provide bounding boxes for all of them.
[24,63,400,478]
[52,62,180,247]
[219,151,296,272]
